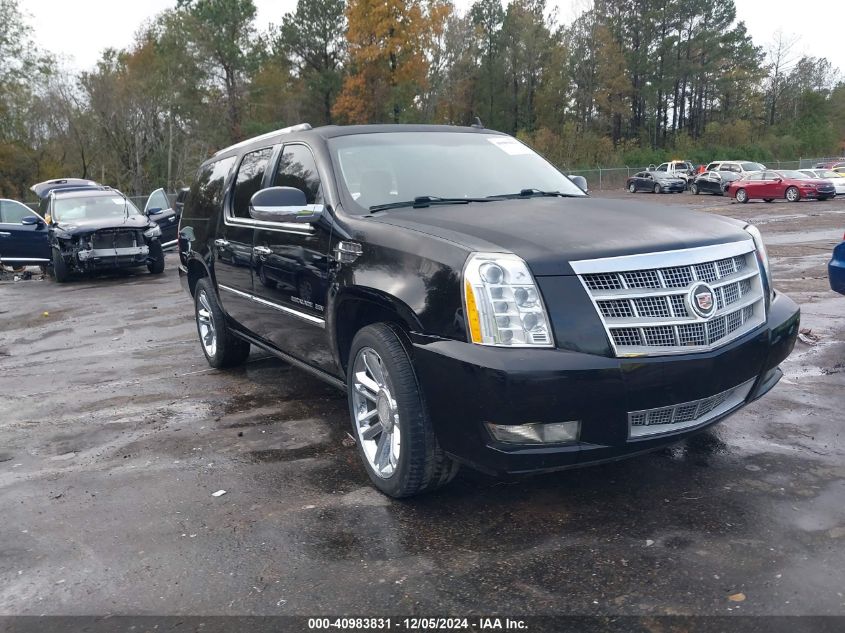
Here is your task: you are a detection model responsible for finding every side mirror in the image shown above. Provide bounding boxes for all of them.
[147,207,164,216]
[712,173,722,180]
[21,216,42,226]
[249,187,319,224]
[568,175,589,193]
[775,178,783,183]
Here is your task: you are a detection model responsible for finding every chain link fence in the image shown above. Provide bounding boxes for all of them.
[17,157,845,205]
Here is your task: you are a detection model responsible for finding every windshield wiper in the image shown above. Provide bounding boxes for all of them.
[488,188,582,199]
[369,196,492,212]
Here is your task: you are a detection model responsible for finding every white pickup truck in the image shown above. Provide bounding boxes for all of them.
[649,160,695,186]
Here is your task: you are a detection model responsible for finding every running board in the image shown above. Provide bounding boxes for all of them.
[231,329,346,391]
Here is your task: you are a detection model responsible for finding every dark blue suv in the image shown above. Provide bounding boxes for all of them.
[830,231,845,295]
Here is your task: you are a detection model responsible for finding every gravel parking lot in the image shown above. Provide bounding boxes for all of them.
[1,193,843,618]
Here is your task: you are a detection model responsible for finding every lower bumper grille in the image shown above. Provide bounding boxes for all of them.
[628,378,755,439]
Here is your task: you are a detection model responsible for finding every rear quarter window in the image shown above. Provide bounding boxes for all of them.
[186,156,237,221]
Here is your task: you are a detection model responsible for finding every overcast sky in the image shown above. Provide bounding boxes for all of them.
[20,0,845,74]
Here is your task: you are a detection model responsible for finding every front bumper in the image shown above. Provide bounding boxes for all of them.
[803,187,835,199]
[72,244,150,270]
[412,292,800,475]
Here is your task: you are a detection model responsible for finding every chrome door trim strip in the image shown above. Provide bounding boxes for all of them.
[0,257,50,262]
[223,208,322,235]
[218,284,325,328]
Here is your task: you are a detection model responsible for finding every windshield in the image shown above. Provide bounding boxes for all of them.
[53,195,140,222]
[328,132,586,212]
[818,170,841,178]
[741,162,765,172]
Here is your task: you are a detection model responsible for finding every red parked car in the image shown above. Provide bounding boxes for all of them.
[726,170,836,203]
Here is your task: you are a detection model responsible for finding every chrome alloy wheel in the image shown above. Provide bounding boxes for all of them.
[351,347,401,479]
[196,290,217,357]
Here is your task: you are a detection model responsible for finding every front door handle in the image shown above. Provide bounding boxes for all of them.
[0,231,11,237]
[253,246,272,256]
[214,238,229,247]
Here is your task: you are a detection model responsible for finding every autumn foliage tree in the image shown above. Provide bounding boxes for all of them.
[333,0,449,123]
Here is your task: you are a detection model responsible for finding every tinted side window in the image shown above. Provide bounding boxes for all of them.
[274,145,322,204]
[656,164,667,172]
[146,190,170,212]
[189,156,237,220]
[1,200,35,223]
[232,147,273,218]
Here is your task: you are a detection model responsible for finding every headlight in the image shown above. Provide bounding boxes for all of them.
[144,224,161,238]
[744,224,773,301]
[463,252,553,347]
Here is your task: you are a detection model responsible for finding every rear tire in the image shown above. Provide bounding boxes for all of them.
[147,241,165,274]
[194,278,250,368]
[347,323,458,498]
[51,248,69,283]
[735,188,749,204]
[785,186,800,202]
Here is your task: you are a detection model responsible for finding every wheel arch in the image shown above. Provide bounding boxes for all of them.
[329,287,423,374]
[186,255,212,297]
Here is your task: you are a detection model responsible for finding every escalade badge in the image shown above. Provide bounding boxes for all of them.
[688,283,717,319]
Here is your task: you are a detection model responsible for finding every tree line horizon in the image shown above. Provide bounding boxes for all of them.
[1,0,843,199]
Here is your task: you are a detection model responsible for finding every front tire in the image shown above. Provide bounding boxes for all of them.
[51,248,69,283]
[147,241,165,274]
[194,278,250,368]
[785,186,800,202]
[690,183,699,195]
[628,183,636,193]
[653,184,661,194]
[735,188,749,204]
[347,323,458,498]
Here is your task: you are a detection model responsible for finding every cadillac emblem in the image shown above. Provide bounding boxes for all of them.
[688,282,717,319]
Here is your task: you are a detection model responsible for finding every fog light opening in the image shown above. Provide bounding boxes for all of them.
[485,421,581,444]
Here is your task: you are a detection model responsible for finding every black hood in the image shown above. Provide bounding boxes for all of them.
[370,197,750,275]
[55,214,151,235]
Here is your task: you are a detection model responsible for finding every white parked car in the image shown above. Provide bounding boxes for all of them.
[798,169,845,196]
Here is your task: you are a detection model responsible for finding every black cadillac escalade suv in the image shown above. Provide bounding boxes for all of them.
[178,124,800,498]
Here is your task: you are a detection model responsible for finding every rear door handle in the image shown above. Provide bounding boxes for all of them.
[214,238,229,247]
[253,246,272,256]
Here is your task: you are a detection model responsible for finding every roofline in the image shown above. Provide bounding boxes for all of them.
[213,123,313,157]
[206,123,507,166]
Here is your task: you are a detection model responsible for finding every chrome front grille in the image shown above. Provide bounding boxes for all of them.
[628,379,755,439]
[572,241,766,357]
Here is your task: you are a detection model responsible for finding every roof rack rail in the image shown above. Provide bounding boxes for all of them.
[214,123,313,157]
